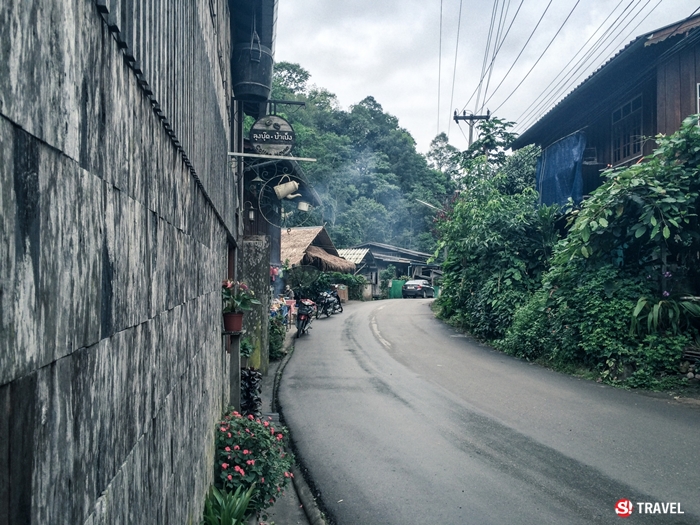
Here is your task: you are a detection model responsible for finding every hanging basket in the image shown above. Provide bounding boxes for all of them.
[223,312,244,332]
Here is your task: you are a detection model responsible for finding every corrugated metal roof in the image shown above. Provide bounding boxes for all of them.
[337,248,370,264]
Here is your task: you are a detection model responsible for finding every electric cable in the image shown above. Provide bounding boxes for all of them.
[516,19,700,147]
[491,0,584,115]
[514,0,652,132]
[462,0,552,114]
[456,0,526,115]
[478,0,510,113]
[474,0,501,114]
[437,0,444,136]
[514,2,700,134]
[480,0,513,113]
[447,0,465,138]
[514,0,642,130]
[515,0,665,132]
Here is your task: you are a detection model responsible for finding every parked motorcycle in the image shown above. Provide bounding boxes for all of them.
[296,298,316,338]
[316,289,343,318]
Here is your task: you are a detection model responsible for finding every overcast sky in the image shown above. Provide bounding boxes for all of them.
[275,0,700,153]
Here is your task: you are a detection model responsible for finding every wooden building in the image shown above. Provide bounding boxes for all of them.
[512,14,700,206]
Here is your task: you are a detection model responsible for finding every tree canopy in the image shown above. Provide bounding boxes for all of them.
[269,62,455,252]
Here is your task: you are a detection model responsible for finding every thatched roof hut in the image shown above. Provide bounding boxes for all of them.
[281,227,355,273]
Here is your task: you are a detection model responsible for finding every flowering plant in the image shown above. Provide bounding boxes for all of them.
[215,409,295,513]
[222,280,261,313]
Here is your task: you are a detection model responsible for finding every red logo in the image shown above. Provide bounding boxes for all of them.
[616,499,634,518]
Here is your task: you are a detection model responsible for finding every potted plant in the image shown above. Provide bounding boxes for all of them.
[222,280,261,332]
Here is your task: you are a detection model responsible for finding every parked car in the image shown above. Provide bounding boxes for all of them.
[401,279,435,298]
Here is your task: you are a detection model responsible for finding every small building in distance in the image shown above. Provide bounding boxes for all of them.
[340,242,441,298]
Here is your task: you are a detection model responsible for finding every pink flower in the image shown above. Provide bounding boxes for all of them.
[227,433,232,438]
[220,427,226,432]
[246,459,255,465]
[263,421,270,427]
[225,447,231,452]
[227,474,233,481]
[234,445,240,451]
[239,468,245,476]
[284,472,290,478]
[261,477,265,483]
[248,415,254,421]
[221,463,229,469]
[243,449,249,455]
[276,434,283,441]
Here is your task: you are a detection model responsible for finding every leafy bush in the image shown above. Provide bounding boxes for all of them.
[436,147,558,339]
[215,410,294,514]
[268,316,287,361]
[379,265,396,299]
[201,484,254,525]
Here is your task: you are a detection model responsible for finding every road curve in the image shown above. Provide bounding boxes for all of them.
[278,299,700,524]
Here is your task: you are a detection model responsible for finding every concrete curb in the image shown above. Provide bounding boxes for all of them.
[273,333,328,525]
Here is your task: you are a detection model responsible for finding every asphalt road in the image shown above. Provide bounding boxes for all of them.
[278,299,700,524]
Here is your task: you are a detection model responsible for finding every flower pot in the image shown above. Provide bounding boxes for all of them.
[223,312,244,332]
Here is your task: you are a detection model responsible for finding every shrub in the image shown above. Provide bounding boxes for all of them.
[268,316,287,361]
[215,410,295,514]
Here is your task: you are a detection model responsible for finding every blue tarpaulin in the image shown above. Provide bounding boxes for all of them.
[535,131,586,206]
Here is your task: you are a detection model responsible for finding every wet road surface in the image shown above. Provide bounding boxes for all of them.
[278,299,700,524]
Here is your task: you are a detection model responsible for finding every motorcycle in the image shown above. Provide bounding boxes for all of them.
[295,298,316,338]
[316,289,343,318]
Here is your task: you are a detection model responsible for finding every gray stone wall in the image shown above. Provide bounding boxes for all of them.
[0,1,236,523]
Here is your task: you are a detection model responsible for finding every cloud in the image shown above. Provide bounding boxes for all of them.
[276,0,700,153]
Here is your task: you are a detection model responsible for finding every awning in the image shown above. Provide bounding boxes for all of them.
[301,246,356,273]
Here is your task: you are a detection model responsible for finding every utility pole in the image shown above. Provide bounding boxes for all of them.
[453,109,490,147]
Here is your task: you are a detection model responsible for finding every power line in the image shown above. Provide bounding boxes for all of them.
[447,0,464,138]
[515,0,662,132]
[517,17,700,146]
[437,0,443,136]
[514,0,648,131]
[491,0,583,114]
[464,0,552,114]
[480,0,513,113]
[474,1,501,113]
[456,0,526,115]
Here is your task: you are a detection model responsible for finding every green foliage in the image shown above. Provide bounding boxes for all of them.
[215,409,294,513]
[441,116,700,388]
[268,317,287,361]
[292,271,366,301]
[436,139,558,339]
[271,63,454,253]
[240,337,254,359]
[201,484,254,525]
[379,265,397,299]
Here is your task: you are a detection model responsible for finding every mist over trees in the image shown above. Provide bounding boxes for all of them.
[270,62,456,252]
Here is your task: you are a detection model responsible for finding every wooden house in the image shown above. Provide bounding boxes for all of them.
[511,14,700,206]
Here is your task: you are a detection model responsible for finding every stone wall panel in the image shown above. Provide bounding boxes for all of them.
[32,357,75,524]
[0,117,18,384]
